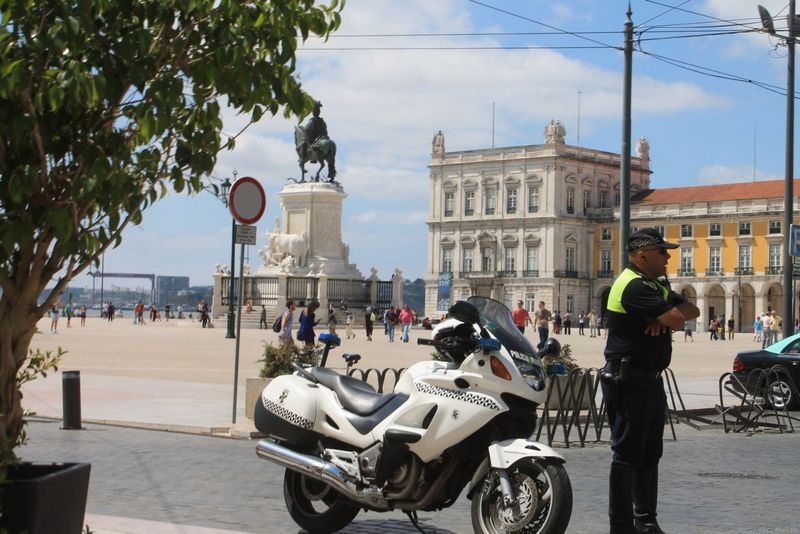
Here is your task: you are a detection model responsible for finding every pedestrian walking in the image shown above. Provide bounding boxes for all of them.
[364,305,375,341]
[278,300,296,346]
[600,228,700,534]
[259,305,267,329]
[533,301,552,349]
[511,300,532,334]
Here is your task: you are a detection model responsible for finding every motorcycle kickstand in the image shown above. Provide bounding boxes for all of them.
[405,511,428,534]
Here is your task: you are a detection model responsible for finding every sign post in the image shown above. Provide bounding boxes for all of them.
[228,176,266,425]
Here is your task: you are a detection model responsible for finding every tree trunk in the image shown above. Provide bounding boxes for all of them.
[0,294,41,469]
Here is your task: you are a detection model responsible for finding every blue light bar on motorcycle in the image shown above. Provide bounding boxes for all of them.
[477,338,501,351]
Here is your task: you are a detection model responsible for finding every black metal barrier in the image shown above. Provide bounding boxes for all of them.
[347,367,406,393]
[340,365,703,448]
[718,366,800,433]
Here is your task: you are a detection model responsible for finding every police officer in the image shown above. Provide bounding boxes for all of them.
[601,228,700,534]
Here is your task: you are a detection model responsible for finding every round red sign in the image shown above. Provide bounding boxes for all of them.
[228,176,266,225]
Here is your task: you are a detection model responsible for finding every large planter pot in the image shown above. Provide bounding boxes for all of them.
[245,377,271,419]
[1,462,91,534]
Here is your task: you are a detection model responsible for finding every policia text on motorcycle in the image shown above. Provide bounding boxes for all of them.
[601,228,700,534]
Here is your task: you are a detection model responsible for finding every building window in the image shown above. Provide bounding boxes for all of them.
[462,248,474,273]
[444,192,454,217]
[528,187,539,213]
[709,246,721,273]
[601,250,612,273]
[583,190,591,215]
[599,190,608,208]
[565,247,576,271]
[681,224,693,238]
[464,191,475,216]
[481,247,494,272]
[653,225,664,237]
[614,190,621,207]
[566,187,575,214]
[680,248,693,274]
[485,189,497,215]
[566,294,574,314]
[442,248,453,273]
[601,228,612,241]
[769,220,782,234]
[738,245,752,270]
[525,246,539,273]
[739,221,751,236]
[504,247,516,272]
[709,223,721,237]
[769,243,781,269]
[506,188,517,214]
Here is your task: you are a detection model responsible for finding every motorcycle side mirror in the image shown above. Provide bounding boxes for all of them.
[447,301,480,325]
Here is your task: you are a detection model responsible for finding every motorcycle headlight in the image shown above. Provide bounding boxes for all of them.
[517,362,546,392]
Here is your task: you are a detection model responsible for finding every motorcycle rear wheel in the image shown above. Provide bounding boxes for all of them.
[471,459,572,534]
[283,469,360,533]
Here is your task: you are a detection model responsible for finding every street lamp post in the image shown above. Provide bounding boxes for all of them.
[218,174,237,339]
[759,3,797,338]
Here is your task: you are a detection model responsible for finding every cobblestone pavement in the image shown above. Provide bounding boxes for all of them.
[19,418,800,534]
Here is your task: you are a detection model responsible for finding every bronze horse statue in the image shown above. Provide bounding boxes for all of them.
[294,124,337,183]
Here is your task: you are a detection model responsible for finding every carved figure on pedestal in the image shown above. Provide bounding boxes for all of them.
[432,130,445,155]
[294,101,337,183]
[259,231,309,272]
[543,119,566,144]
[636,136,650,160]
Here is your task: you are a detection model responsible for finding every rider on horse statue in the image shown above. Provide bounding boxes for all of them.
[295,100,337,182]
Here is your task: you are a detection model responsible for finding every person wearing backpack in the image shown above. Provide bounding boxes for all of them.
[277,300,296,345]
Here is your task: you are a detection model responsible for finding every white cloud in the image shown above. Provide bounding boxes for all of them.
[696,164,779,184]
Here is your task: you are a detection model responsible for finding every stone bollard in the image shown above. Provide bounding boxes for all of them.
[62,370,82,430]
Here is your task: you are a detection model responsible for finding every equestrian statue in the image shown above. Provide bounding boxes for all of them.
[294,100,337,183]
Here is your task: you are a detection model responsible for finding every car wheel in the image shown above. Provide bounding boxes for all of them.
[766,379,796,410]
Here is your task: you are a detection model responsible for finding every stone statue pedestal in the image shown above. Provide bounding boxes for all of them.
[257,181,362,279]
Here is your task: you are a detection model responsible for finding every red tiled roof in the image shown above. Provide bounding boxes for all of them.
[631,179,800,204]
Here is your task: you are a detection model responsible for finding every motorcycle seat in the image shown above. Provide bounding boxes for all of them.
[309,367,398,416]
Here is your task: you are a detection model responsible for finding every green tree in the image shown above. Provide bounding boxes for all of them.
[0,0,343,469]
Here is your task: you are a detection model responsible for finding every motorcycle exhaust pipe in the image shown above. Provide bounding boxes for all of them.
[256,439,359,499]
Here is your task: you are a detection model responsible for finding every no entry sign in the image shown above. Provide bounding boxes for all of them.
[228,176,266,225]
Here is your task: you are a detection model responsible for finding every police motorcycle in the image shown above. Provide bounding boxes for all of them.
[254,296,573,533]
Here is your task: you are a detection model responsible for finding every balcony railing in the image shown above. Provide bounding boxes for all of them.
[705,269,723,277]
[554,270,579,279]
[677,269,696,277]
[766,266,783,275]
[522,270,540,278]
[597,270,615,278]
[734,267,753,275]
[497,270,517,278]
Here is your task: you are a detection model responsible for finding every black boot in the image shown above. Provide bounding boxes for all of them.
[634,465,665,533]
[633,517,665,534]
[609,464,636,534]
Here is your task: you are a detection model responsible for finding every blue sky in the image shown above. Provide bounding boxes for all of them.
[87,0,796,291]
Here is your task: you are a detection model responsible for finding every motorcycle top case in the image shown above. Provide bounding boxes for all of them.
[254,374,320,448]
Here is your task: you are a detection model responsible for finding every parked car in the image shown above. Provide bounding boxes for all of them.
[732,333,800,409]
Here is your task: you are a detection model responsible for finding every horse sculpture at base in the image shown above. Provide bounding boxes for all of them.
[294,101,337,183]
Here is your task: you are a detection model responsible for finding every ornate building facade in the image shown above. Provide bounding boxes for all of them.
[424,124,796,333]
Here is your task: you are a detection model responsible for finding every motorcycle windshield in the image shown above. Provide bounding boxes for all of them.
[467,297,539,364]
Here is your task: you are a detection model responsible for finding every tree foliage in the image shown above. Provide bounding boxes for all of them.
[0,0,343,468]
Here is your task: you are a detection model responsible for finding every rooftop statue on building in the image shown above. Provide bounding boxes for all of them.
[637,136,650,160]
[295,100,337,183]
[543,119,566,144]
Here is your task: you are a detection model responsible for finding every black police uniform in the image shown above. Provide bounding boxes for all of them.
[601,262,685,533]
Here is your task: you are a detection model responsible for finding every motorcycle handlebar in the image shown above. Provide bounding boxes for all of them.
[417,338,437,346]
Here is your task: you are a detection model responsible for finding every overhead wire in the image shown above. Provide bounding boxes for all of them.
[299,0,793,99]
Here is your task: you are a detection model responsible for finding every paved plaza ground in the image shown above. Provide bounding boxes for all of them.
[18,315,800,533]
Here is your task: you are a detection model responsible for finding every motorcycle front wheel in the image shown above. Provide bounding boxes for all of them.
[471,459,572,534]
[283,469,360,533]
